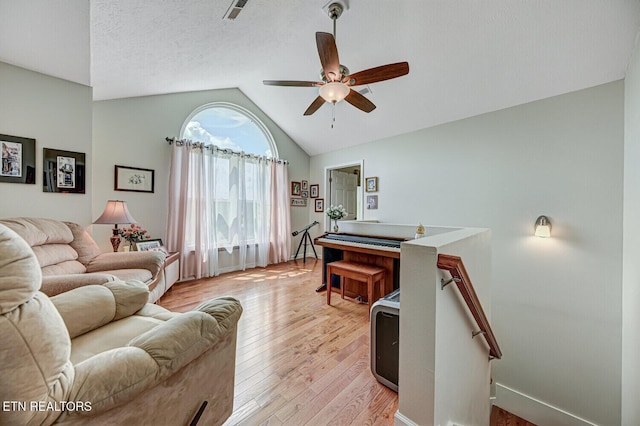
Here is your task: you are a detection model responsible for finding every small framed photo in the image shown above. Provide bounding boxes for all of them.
[115,165,154,193]
[367,195,378,210]
[291,198,307,207]
[301,190,309,198]
[315,198,325,212]
[302,180,309,190]
[135,238,163,251]
[310,184,319,198]
[0,134,36,185]
[43,148,86,193]
[291,181,301,196]
[365,177,378,192]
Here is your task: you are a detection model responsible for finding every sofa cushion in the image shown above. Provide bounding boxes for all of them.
[41,260,87,276]
[70,316,164,364]
[51,285,117,339]
[0,217,74,247]
[41,273,118,297]
[0,225,42,314]
[33,243,82,269]
[98,268,153,284]
[65,221,103,266]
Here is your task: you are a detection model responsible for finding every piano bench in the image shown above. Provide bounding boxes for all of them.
[326,260,386,313]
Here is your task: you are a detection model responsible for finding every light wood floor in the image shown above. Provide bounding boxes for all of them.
[158,259,526,426]
[158,259,398,426]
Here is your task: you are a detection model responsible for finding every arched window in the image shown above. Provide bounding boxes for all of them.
[180,102,277,157]
[169,102,290,276]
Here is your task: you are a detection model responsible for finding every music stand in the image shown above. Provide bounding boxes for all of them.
[292,221,319,263]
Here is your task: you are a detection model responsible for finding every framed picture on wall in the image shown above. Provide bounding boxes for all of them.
[310,184,319,198]
[367,195,378,209]
[315,198,324,212]
[365,177,378,192]
[115,165,154,193]
[43,148,85,193]
[302,180,309,190]
[0,134,36,185]
[291,181,301,196]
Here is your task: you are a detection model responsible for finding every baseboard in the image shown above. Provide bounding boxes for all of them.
[394,410,419,426]
[494,383,597,426]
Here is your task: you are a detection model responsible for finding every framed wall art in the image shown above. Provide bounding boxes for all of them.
[291,198,307,207]
[291,181,301,196]
[367,195,378,209]
[0,134,36,185]
[115,165,155,193]
[43,148,85,193]
[314,198,324,212]
[365,176,378,192]
[310,184,319,198]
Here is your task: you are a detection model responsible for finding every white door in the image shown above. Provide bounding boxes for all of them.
[330,170,358,221]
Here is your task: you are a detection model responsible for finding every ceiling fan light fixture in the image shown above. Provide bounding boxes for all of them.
[319,82,350,103]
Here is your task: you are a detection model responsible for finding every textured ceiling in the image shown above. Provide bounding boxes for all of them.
[2,1,640,156]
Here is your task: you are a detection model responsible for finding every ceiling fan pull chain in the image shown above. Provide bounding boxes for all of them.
[331,103,336,129]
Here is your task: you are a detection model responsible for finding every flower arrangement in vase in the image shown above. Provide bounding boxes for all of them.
[326,204,347,233]
[118,224,151,250]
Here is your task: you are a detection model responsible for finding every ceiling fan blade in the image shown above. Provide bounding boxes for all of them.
[316,32,341,82]
[345,89,376,113]
[345,62,409,86]
[263,80,322,87]
[304,96,326,116]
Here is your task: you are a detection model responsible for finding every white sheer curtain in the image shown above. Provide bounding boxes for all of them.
[166,141,290,280]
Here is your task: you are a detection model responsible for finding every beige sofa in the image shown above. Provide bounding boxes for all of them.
[0,223,242,426]
[0,217,170,302]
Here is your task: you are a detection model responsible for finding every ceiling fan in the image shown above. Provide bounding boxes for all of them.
[263,2,409,117]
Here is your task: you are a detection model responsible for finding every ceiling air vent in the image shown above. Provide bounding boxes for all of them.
[223,0,249,20]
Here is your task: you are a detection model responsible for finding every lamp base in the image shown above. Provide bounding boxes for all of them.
[109,234,121,252]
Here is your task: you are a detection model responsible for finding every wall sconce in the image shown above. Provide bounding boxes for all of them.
[534,215,551,238]
[93,200,137,252]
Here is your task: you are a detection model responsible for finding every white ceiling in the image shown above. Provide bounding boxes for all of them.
[2,1,640,156]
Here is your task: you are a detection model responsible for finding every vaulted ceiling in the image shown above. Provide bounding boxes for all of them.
[1,1,639,155]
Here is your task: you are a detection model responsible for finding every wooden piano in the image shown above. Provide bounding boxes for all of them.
[314,226,410,302]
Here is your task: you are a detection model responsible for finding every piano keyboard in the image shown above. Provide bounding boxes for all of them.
[316,234,402,253]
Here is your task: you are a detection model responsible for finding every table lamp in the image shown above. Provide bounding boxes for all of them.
[93,200,137,252]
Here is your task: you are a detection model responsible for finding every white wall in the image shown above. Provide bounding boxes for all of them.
[0,62,93,224]
[622,32,640,426]
[310,81,624,425]
[92,88,310,254]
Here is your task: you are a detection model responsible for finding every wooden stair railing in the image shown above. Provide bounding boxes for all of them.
[437,254,502,360]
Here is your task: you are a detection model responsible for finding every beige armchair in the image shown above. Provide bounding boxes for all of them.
[0,224,242,426]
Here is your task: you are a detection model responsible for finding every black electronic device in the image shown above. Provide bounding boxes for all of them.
[370,289,400,392]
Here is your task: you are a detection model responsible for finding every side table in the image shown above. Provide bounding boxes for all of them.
[164,251,180,291]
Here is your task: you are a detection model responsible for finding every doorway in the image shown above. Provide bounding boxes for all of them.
[325,161,363,229]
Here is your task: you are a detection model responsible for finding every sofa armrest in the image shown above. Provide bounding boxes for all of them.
[128,311,227,376]
[86,251,165,277]
[193,296,243,334]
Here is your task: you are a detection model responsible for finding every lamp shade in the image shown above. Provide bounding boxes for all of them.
[319,82,350,103]
[534,215,551,238]
[93,200,137,225]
